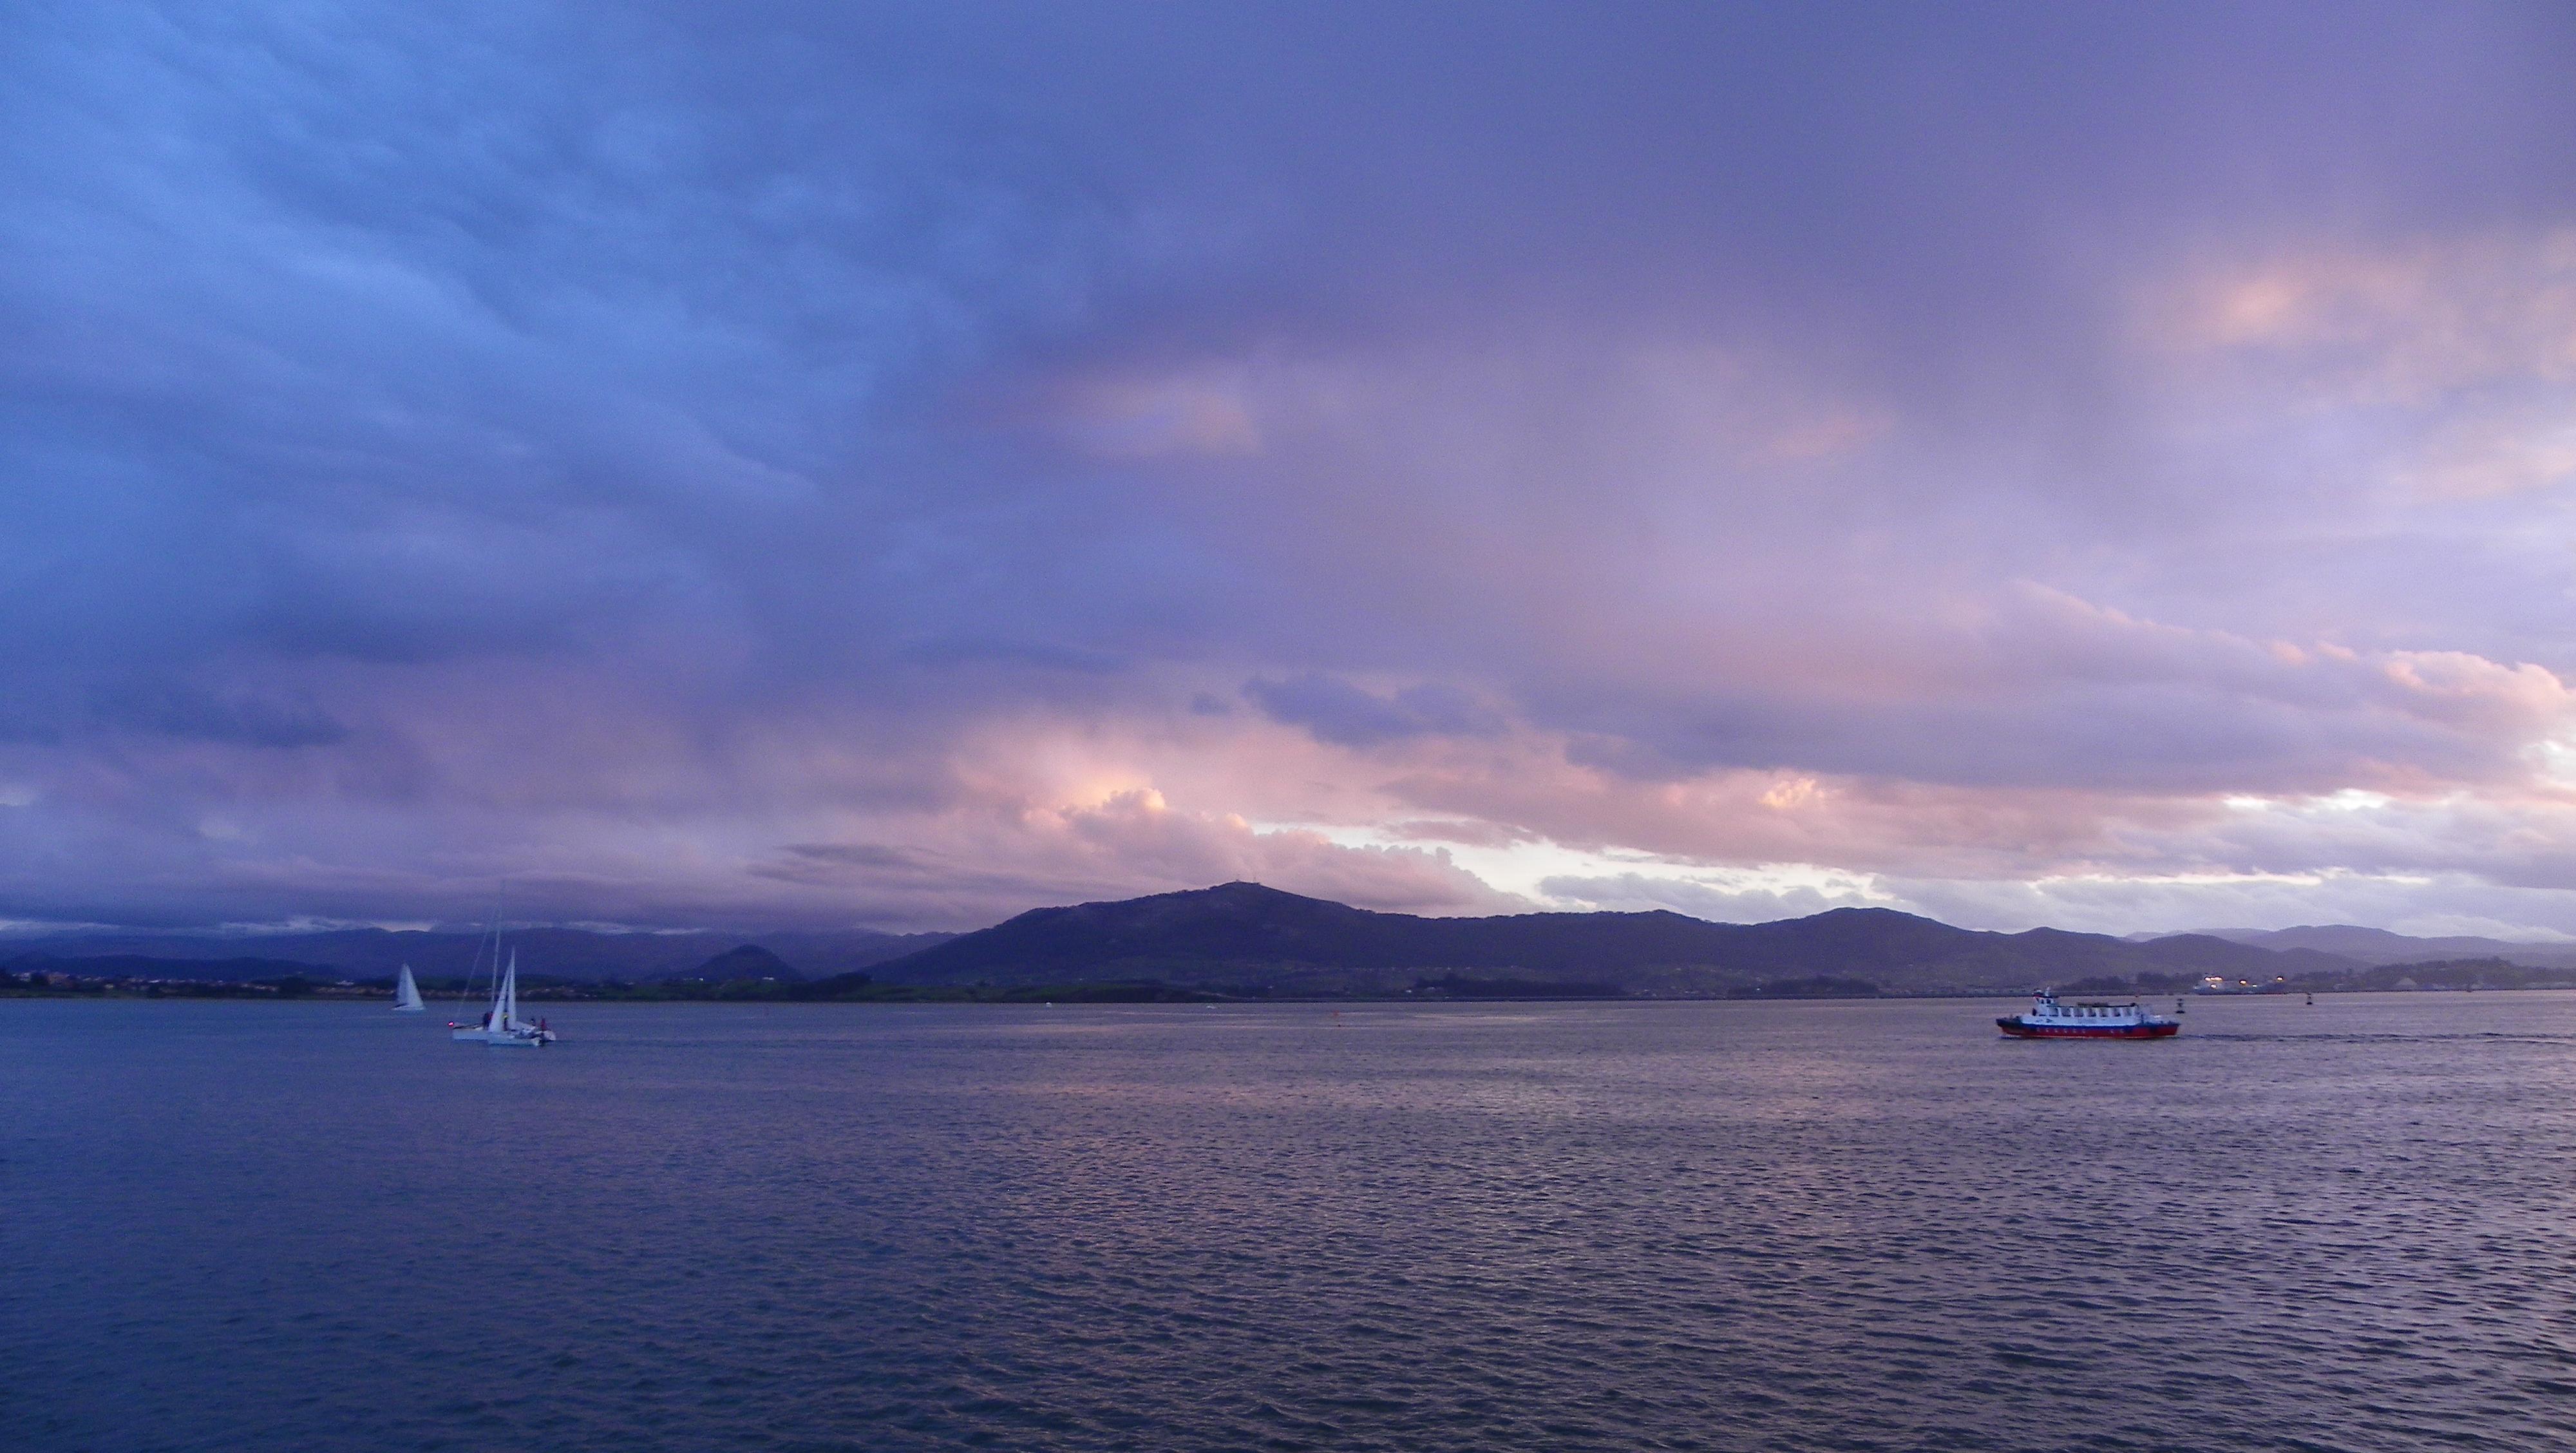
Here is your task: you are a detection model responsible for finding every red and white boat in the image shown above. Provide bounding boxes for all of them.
[1997,989,2178,1040]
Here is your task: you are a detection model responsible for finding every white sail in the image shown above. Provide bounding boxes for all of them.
[497,950,518,1030]
[393,964,424,1012]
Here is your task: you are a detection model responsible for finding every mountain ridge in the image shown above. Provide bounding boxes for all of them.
[846,882,2367,996]
[28,889,2566,996]
[0,926,951,982]
[2172,925,2576,969]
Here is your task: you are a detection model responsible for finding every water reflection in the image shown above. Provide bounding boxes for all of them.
[5,994,2573,1450]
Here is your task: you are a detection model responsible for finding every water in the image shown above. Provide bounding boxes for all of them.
[5,994,2574,1452]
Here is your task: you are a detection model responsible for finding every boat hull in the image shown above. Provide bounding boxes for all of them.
[1997,1019,2179,1039]
[450,1027,551,1047]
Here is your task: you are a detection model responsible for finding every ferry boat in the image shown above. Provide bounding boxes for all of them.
[1997,989,2178,1040]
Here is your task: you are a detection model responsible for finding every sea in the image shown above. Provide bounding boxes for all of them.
[5,994,2573,1452]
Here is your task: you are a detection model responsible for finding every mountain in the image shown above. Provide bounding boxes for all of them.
[5,953,334,983]
[849,882,2363,996]
[674,944,804,983]
[0,926,951,982]
[24,891,2481,998]
[2178,925,2576,969]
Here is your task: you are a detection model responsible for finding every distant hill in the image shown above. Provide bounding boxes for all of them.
[0,926,951,982]
[674,944,804,983]
[4,953,334,983]
[2168,925,2576,969]
[36,891,2521,999]
[846,882,2363,996]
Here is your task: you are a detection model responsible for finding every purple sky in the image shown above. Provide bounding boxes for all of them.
[9,2,2576,936]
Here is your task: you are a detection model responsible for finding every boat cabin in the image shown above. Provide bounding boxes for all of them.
[2016,989,2150,1027]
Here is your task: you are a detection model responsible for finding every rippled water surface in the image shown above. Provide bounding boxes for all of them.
[7,994,2576,1451]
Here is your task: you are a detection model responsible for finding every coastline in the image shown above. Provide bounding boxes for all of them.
[8,978,2567,1005]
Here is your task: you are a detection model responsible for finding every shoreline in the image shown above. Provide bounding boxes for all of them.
[8,982,2568,1007]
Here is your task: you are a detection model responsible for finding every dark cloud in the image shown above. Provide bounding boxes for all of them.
[89,682,348,750]
[896,639,1128,674]
[1245,675,1504,748]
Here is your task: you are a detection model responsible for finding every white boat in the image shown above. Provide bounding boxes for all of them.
[450,951,556,1047]
[393,964,425,1012]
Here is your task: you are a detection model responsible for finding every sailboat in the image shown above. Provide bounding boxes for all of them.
[449,950,556,1047]
[393,964,425,1012]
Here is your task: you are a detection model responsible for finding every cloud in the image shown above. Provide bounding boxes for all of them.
[1540,873,1883,924]
[751,788,1524,919]
[2160,231,2576,403]
[1522,587,2575,797]
[7,4,2576,935]
[88,681,348,749]
[1034,371,1262,459]
[1244,675,1504,748]
[2148,230,2576,515]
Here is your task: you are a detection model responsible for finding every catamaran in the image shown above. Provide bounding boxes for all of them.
[450,951,556,1047]
[392,964,425,1012]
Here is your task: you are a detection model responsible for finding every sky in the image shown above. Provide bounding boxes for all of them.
[8,1,2576,937]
